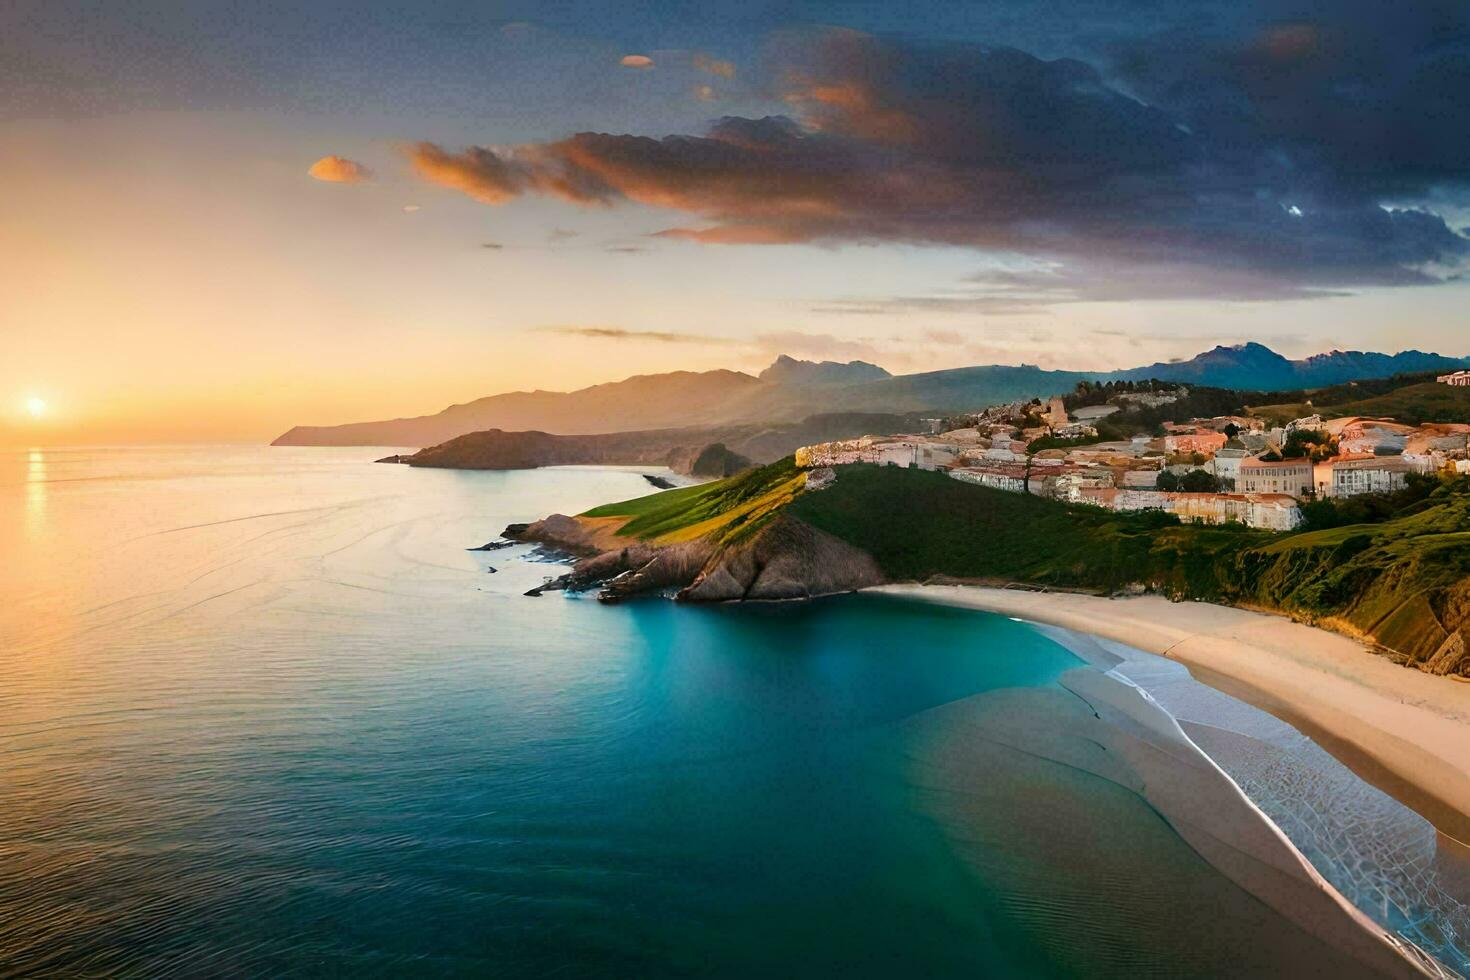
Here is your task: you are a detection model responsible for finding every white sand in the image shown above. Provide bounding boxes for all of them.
[873,584,1470,841]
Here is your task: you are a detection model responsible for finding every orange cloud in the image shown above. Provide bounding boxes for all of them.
[408,143,523,204]
[694,84,716,102]
[620,54,654,69]
[307,155,371,183]
[693,53,735,78]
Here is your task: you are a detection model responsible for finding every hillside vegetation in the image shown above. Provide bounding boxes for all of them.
[582,457,804,546]
[788,464,1470,674]
[1323,382,1470,426]
[1247,373,1470,426]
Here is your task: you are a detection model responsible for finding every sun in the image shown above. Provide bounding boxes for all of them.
[25,397,47,418]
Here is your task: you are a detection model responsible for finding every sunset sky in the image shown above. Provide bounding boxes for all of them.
[4,0,1469,444]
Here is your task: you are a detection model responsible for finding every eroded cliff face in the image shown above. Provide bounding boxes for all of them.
[504,512,884,603]
[680,516,884,601]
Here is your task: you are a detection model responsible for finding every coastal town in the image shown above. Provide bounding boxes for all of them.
[794,377,1470,531]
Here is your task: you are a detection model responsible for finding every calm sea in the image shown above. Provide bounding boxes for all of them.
[0,446,1371,977]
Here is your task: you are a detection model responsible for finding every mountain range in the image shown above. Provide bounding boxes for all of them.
[272,344,1470,448]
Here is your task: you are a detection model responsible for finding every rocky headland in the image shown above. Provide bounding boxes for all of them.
[400,412,917,478]
[505,507,883,603]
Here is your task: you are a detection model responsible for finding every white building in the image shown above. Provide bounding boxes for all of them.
[1326,455,1411,498]
[1054,470,1115,503]
[1210,447,1250,486]
[1238,457,1314,498]
[795,437,956,471]
[949,465,1028,494]
[1437,370,1470,386]
[1079,488,1302,530]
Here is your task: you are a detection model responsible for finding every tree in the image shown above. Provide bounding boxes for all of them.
[1156,471,1181,492]
[1180,469,1221,493]
[1223,423,1240,439]
[1282,428,1337,462]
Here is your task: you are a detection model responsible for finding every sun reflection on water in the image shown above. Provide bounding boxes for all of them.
[26,449,46,534]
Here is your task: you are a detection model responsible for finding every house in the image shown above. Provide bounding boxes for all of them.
[1054,469,1116,503]
[1437,370,1470,386]
[1238,457,1314,498]
[1240,430,1272,452]
[1337,419,1413,456]
[1403,424,1470,473]
[949,465,1028,494]
[1167,492,1304,531]
[795,437,955,471]
[1324,454,1411,498]
[1211,447,1250,486]
[983,432,1028,463]
[1120,468,1160,489]
[1163,430,1228,455]
[1072,404,1119,422]
[1053,422,1099,440]
[1116,389,1185,408]
[1081,488,1302,530]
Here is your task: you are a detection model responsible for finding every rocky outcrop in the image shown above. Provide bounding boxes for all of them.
[505,511,884,603]
[682,443,750,478]
[681,515,885,601]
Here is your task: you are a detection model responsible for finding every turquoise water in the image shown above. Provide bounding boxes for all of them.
[0,447,1374,976]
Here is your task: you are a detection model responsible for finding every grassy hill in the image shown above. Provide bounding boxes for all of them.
[581,457,804,546]
[1322,382,1470,425]
[1246,373,1470,426]
[787,464,1254,592]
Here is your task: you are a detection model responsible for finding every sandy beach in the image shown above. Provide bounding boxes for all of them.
[873,584,1470,844]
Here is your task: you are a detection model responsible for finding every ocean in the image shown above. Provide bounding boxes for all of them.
[0,446,1393,977]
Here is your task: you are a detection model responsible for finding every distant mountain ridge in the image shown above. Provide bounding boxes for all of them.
[272,346,1470,447]
[1115,343,1467,390]
[757,355,891,386]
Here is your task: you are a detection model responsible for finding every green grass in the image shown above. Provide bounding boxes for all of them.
[1324,382,1470,425]
[1246,376,1470,427]
[581,457,803,544]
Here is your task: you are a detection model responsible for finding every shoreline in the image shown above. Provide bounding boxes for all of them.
[872,584,1470,846]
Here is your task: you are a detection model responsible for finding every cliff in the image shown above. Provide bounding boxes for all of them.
[504,457,883,602]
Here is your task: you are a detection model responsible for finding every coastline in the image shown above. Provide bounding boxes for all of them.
[872,584,1470,845]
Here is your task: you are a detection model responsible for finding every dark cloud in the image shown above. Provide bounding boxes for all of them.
[536,326,733,344]
[1108,1,1470,194]
[410,20,1470,299]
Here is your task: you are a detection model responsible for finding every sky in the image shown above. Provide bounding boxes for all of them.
[3,0,1469,444]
